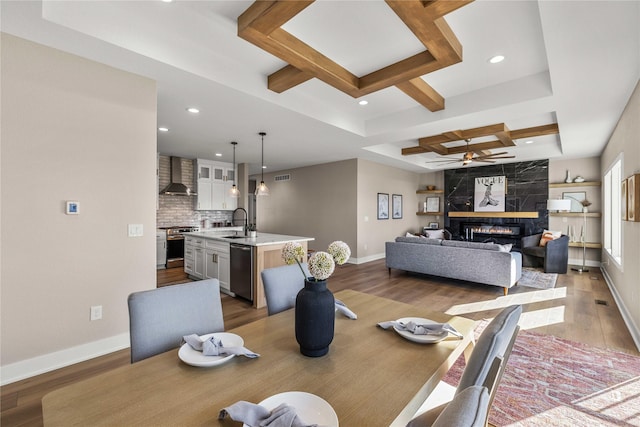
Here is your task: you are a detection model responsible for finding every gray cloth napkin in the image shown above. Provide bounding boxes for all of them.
[334,299,357,319]
[377,320,463,338]
[218,401,319,427]
[182,334,259,358]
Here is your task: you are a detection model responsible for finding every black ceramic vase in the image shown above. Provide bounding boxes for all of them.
[295,279,335,357]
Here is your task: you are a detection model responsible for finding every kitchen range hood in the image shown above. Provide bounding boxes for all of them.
[160,157,197,196]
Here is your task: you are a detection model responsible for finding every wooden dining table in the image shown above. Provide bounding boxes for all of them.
[42,289,476,426]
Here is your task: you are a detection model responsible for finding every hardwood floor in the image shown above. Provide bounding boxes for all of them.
[2,260,637,426]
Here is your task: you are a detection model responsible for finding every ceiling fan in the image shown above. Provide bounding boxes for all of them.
[428,139,516,166]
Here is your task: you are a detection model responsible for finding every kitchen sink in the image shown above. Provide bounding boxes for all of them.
[222,235,246,239]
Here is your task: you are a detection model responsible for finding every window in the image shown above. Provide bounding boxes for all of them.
[603,155,622,266]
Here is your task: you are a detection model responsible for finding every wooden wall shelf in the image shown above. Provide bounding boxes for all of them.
[416,211,443,216]
[448,212,539,218]
[416,189,444,194]
[549,212,601,217]
[569,242,602,249]
[549,181,601,188]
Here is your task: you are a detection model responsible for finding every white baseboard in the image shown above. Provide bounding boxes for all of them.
[601,267,640,352]
[0,333,130,386]
[349,252,385,265]
[567,257,600,268]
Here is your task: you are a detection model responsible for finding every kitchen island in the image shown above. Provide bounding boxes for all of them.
[183,230,314,309]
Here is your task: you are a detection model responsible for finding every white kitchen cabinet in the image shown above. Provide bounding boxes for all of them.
[184,235,205,279]
[196,159,236,211]
[204,240,230,292]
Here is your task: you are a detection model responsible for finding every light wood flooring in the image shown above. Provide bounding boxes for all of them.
[2,260,638,426]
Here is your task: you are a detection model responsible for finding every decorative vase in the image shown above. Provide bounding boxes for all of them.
[249,230,257,238]
[565,170,572,183]
[583,206,588,213]
[295,279,335,357]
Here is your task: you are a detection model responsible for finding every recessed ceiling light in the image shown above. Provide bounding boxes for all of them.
[525,140,534,144]
[215,153,222,157]
[158,127,169,132]
[488,55,505,64]
[262,165,267,169]
[161,0,173,3]
[186,107,200,114]
[358,100,368,106]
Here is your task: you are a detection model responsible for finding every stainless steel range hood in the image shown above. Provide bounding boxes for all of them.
[160,157,197,196]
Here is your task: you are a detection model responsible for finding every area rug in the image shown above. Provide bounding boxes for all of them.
[442,327,640,426]
[517,267,558,290]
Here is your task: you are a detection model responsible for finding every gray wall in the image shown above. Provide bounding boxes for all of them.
[1,34,157,383]
[600,80,640,348]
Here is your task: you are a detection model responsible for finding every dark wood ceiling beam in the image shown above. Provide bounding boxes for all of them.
[395,78,445,111]
[402,146,429,155]
[268,65,313,93]
[420,0,475,19]
[445,140,507,155]
[238,1,313,36]
[511,123,560,139]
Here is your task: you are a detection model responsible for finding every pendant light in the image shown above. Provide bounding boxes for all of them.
[255,132,270,196]
[229,141,240,198]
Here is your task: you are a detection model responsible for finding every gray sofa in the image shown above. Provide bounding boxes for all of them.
[385,236,522,295]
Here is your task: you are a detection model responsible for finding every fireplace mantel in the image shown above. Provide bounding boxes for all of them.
[448,212,539,218]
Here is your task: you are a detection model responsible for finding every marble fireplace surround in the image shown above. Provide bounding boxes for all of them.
[444,160,550,249]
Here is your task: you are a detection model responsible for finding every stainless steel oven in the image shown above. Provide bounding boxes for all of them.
[160,226,199,268]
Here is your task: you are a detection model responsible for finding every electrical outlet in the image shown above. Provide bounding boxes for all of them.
[90,305,102,321]
[128,224,144,237]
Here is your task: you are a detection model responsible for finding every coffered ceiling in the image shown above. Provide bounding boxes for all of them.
[2,1,638,175]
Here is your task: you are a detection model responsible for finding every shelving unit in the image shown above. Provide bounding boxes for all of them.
[549,181,601,188]
[548,180,602,266]
[448,211,539,218]
[415,188,443,218]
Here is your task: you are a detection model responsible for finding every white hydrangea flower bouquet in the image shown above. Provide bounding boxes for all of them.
[282,240,351,282]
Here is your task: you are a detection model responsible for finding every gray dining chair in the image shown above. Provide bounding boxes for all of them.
[261,263,310,316]
[431,385,490,427]
[127,279,224,363]
[406,304,522,427]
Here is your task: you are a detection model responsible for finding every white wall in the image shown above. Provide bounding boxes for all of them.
[600,80,640,350]
[0,34,157,383]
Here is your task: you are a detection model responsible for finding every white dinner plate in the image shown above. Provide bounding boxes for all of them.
[393,317,449,344]
[178,332,244,367]
[243,391,339,427]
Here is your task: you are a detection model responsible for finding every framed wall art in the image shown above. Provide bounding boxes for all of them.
[628,174,639,222]
[377,193,389,220]
[426,197,439,213]
[622,178,628,220]
[392,194,402,219]
[474,176,506,212]
[562,191,586,213]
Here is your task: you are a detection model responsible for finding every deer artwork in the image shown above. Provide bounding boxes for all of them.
[479,183,500,207]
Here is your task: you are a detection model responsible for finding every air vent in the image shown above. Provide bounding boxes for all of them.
[274,174,291,182]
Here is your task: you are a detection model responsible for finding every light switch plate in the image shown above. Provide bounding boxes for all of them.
[128,224,144,237]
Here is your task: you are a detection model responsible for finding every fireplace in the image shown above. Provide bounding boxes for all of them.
[461,222,524,248]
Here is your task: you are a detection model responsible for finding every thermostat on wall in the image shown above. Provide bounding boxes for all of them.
[66,201,80,215]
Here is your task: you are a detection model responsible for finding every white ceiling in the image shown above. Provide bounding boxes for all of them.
[2,1,639,175]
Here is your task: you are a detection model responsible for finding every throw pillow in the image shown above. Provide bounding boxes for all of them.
[497,243,513,252]
[424,229,445,239]
[405,232,415,237]
[539,230,561,247]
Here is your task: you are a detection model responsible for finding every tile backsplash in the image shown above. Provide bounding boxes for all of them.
[156,155,233,228]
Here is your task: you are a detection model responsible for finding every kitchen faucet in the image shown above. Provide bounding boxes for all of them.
[233,207,249,236]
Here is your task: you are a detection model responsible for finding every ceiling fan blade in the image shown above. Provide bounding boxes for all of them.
[472,159,496,163]
[482,155,516,160]
[475,151,509,159]
[427,158,463,163]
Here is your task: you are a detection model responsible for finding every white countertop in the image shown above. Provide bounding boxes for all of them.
[183,231,314,247]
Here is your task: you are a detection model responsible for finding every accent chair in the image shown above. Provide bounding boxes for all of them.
[520,233,569,273]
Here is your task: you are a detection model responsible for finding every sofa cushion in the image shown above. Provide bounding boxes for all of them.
[497,243,513,252]
[395,236,442,245]
[441,240,501,251]
[424,228,445,239]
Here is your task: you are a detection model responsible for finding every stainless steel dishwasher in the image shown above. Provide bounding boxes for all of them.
[230,244,253,302]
